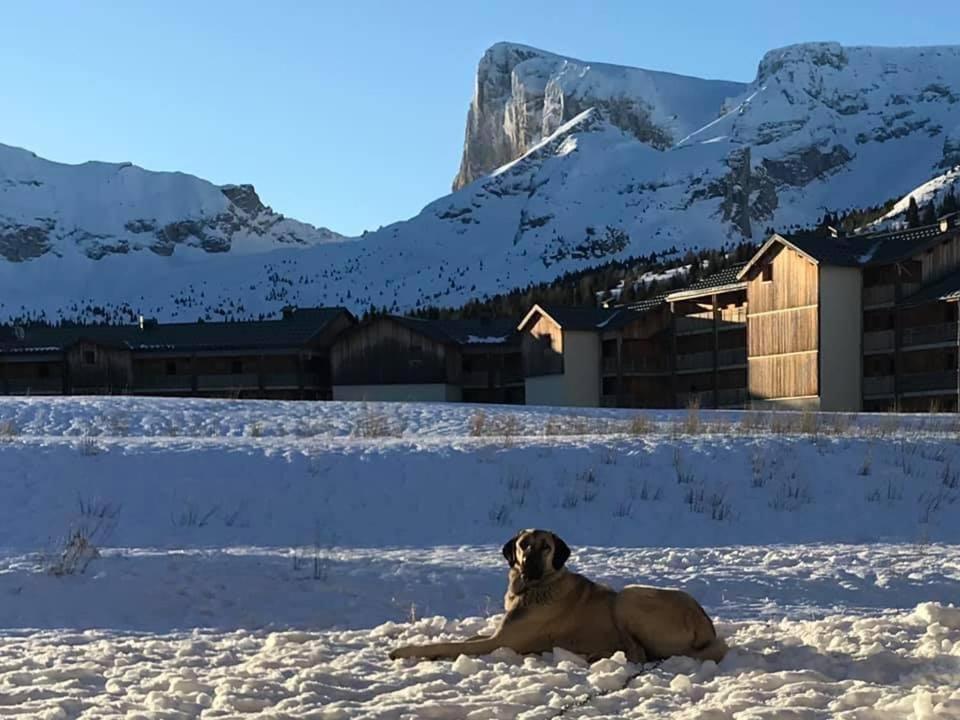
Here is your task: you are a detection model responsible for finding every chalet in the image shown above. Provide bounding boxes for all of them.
[739,213,960,411]
[0,307,355,399]
[330,315,524,404]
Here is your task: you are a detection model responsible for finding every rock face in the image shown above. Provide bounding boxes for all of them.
[452,42,746,190]
[0,144,344,262]
[3,41,960,324]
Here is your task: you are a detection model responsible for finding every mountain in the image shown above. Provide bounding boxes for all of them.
[2,42,960,323]
[0,143,344,262]
[452,42,746,189]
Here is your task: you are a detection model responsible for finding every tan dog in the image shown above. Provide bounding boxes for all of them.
[390,529,727,663]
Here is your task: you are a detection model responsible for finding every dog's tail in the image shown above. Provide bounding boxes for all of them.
[689,636,728,663]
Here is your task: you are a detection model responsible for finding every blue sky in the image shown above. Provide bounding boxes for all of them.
[3,1,959,236]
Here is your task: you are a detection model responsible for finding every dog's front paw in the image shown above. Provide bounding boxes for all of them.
[389,645,417,660]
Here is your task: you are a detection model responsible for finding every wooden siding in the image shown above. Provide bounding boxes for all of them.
[920,233,960,284]
[746,244,820,401]
[748,354,818,399]
[521,313,563,377]
[330,317,456,385]
[746,246,818,314]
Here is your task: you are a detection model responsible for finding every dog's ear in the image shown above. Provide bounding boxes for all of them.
[502,532,520,566]
[551,533,571,570]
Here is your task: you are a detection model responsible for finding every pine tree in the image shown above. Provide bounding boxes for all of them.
[921,201,938,226]
[906,197,921,228]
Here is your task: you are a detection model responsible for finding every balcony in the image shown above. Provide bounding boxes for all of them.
[262,373,315,389]
[601,356,669,375]
[863,376,894,397]
[675,348,747,373]
[862,283,922,309]
[676,387,748,409]
[2,378,64,395]
[901,323,957,349]
[863,330,895,354]
[133,375,193,392]
[899,371,957,395]
[461,369,525,388]
[675,307,747,336]
[196,373,259,390]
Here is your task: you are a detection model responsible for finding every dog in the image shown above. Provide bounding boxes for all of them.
[389,529,727,663]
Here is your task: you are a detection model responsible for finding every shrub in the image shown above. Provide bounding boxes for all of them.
[0,419,19,440]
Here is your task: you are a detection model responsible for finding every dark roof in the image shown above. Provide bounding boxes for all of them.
[779,224,952,268]
[666,262,748,299]
[625,295,668,313]
[0,307,352,354]
[534,305,621,331]
[381,315,520,346]
[901,268,960,307]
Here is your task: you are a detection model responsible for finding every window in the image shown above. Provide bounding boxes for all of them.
[166,361,177,376]
[761,264,773,283]
[231,360,243,374]
[83,350,96,365]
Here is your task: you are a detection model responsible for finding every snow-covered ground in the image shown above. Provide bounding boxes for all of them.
[0,398,958,718]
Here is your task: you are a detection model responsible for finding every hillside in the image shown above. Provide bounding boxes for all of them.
[2,42,960,323]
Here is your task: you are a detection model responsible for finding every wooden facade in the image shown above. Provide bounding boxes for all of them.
[331,316,524,405]
[743,244,820,406]
[0,308,354,400]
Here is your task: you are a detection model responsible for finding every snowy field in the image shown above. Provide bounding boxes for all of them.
[0,398,959,718]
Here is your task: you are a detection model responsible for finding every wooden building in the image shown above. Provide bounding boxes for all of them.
[739,213,960,412]
[0,307,355,399]
[330,316,524,404]
[665,263,748,409]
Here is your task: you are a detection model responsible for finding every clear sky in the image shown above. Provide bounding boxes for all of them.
[3,1,958,236]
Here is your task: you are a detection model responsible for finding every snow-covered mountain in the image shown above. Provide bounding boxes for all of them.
[0,143,344,262]
[3,41,960,323]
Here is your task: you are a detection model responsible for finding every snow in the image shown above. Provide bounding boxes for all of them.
[0,398,957,716]
[873,166,960,229]
[465,334,511,344]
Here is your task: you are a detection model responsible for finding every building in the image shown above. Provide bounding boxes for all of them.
[664,263,749,409]
[330,315,524,404]
[738,214,960,411]
[0,307,355,399]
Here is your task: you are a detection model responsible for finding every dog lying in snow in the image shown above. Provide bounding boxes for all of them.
[390,529,727,663]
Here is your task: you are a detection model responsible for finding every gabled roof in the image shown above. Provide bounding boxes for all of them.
[373,315,520,346]
[0,307,354,354]
[518,304,622,332]
[739,222,959,279]
[666,262,747,301]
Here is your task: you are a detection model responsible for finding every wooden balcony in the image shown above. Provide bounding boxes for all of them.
[2,378,64,395]
[197,373,260,390]
[862,283,921,308]
[461,369,525,388]
[901,323,957,349]
[674,307,747,336]
[601,356,669,375]
[675,348,747,373]
[675,388,747,408]
[133,376,193,392]
[863,376,894,397]
[863,330,894,354]
[899,371,957,395]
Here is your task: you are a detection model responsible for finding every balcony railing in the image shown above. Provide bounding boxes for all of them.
[675,348,747,372]
[899,371,957,394]
[676,388,748,409]
[675,307,747,336]
[601,356,669,375]
[863,330,895,353]
[2,378,64,395]
[461,369,525,388]
[133,376,193,391]
[863,284,895,307]
[863,376,894,397]
[196,373,259,390]
[901,323,957,349]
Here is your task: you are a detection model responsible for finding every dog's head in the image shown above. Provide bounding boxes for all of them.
[501,529,570,581]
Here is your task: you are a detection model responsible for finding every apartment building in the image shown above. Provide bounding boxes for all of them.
[0,307,355,399]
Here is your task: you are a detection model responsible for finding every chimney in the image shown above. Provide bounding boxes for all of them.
[138,316,157,331]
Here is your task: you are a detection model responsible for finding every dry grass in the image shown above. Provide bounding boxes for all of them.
[0,419,18,440]
[351,403,404,438]
[624,413,655,435]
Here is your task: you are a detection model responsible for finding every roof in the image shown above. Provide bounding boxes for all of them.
[740,222,958,279]
[900,268,960,307]
[0,307,353,354]
[665,262,748,301]
[377,315,520,346]
[519,304,621,332]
